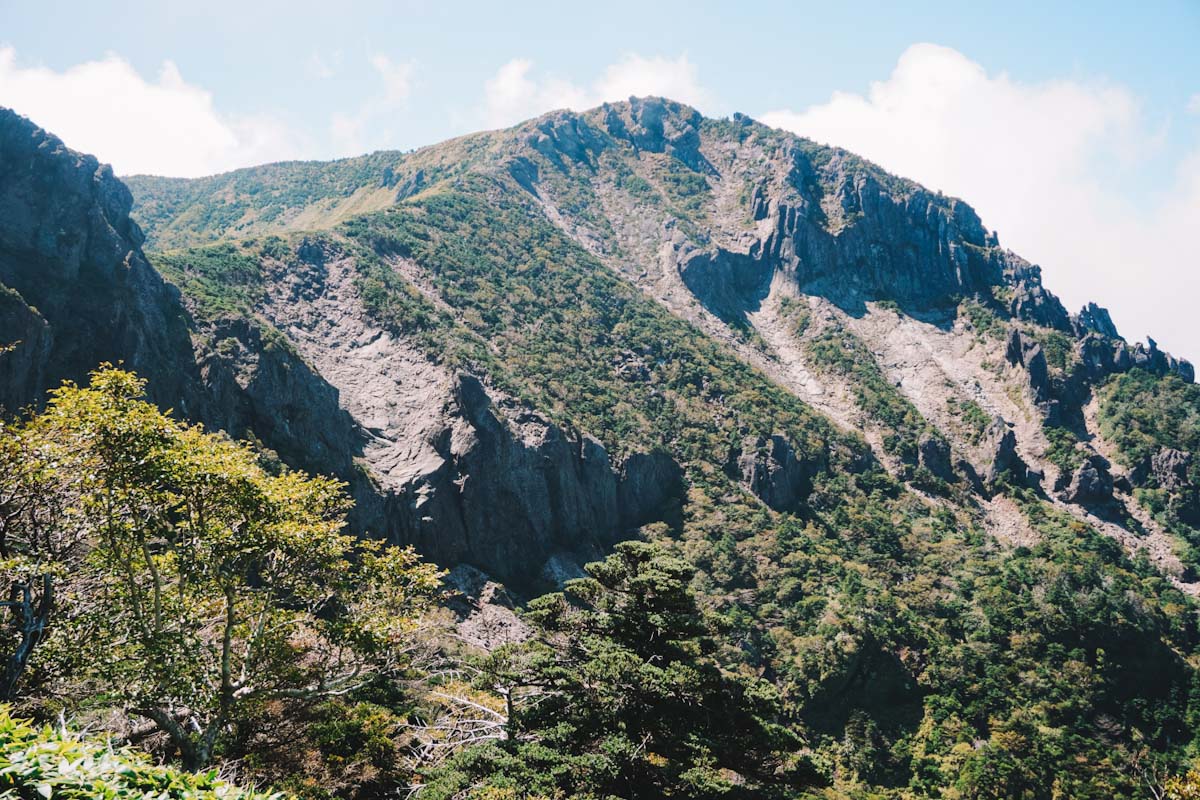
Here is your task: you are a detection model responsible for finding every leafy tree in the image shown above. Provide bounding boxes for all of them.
[0,398,90,701]
[1,366,442,769]
[423,541,811,799]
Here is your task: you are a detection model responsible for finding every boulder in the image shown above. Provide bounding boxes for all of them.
[982,418,1032,487]
[1064,455,1114,506]
[1150,448,1193,492]
[738,433,822,512]
[917,432,955,482]
[1005,328,1051,403]
[1074,302,1121,339]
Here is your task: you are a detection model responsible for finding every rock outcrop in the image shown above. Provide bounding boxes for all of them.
[0,107,202,414]
[982,418,1034,488]
[1074,302,1122,339]
[1150,448,1194,492]
[1064,455,1115,506]
[917,432,955,483]
[1005,328,1051,404]
[738,433,821,511]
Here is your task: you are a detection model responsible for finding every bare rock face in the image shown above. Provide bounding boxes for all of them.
[0,288,50,413]
[0,107,201,414]
[389,375,683,590]
[1076,333,1130,380]
[1064,455,1115,505]
[444,564,532,650]
[917,432,955,482]
[1075,302,1122,339]
[603,96,711,173]
[1130,338,1194,383]
[1005,329,1051,404]
[982,418,1033,487]
[1148,449,1193,492]
[738,433,821,512]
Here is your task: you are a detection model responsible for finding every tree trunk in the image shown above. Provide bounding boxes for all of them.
[0,574,53,701]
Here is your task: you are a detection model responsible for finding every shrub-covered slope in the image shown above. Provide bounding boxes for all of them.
[4,99,1200,796]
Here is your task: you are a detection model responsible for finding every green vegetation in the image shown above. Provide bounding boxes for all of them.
[0,708,281,799]
[805,321,934,465]
[1098,369,1200,563]
[151,240,267,322]
[947,395,991,444]
[1044,425,1086,474]
[104,105,1200,797]
[959,298,1007,341]
[329,176,1200,797]
[340,182,845,469]
[0,367,441,770]
[422,542,812,799]
[778,295,811,337]
[1098,370,1200,473]
[1025,327,1077,373]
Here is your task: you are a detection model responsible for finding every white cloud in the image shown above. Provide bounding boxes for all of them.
[0,46,305,177]
[482,53,712,129]
[761,44,1200,362]
[329,53,418,156]
[369,54,415,104]
[307,51,342,80]
[1188,92,1200,116]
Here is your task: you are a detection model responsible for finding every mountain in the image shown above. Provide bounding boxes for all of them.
[5,97,1200,795]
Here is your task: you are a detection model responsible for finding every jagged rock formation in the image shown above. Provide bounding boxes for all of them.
[737,433,821,512]
[9,97,1200,795]
[5,99,1199,592]
[1064,455,1115,506]
[0,108,202,413]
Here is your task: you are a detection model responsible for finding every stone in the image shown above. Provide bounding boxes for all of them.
[917,432,955,482]
[982,418,1030,486]
[1074,302,1121,339]
[1150,448,1193,492]
[1005,329,1051,403]
[1064,455,1114,505]
[738,433,822,512]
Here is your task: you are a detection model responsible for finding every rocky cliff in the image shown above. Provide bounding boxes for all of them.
[0,108,201,413]
[8,98,1200,794]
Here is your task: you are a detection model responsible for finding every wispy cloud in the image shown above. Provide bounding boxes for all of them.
[482,53,713,129]
[329,53,418,156]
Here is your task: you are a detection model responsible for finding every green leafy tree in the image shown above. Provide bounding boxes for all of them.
[1,366,442,769]
[0,397,89,701]
[423,541,811,799]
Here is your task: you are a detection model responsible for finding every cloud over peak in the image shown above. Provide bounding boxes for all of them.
[482,53,712,129]
[761,43,1200,360]
[0,46,305,177]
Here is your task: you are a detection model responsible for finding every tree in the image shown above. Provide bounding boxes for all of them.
[0,396,90,701]
[2,366,442,769]
[421,540,812,799]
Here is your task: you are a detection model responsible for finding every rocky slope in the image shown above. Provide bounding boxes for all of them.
[123,97,1198,584]
[6,99,1200,794]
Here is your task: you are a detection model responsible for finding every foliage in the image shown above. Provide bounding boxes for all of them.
[422,542,812,799]
[959,300,1006,341]
[151,241,266,322]
[805,321,934,466]
[947,396,991,444]
[1044,425,1086,474]
[0,706,283,799]
[117,108,1200,797]
[0,367,442,769]
[1098,369,1200,474]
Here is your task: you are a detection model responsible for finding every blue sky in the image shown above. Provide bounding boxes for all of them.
[2,0,1199,359]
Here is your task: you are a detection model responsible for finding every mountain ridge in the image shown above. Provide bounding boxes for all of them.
[5,97,1200,795]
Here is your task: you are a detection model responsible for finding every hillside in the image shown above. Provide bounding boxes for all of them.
[5,98,1200,796]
